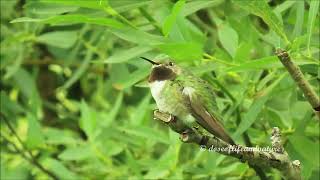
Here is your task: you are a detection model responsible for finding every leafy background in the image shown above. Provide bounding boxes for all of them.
[0,0,319,179]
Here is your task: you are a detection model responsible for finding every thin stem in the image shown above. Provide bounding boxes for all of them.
[190,14,216,34]
[139,7,162,33]
[103,6,137,29]
[1,115,58,179]
[203,53,237,66]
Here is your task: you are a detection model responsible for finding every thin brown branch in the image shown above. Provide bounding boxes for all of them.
[154,110,301,180]
[276,49,320,118]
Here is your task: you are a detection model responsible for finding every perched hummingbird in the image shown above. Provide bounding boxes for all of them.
[142,57,235,145]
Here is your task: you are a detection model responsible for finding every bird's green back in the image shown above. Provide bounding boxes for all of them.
[176,68,223,122]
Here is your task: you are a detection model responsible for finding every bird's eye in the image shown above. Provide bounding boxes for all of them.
[168,62,174,66]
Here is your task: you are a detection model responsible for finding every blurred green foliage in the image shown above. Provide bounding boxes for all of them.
[0,0,319,179]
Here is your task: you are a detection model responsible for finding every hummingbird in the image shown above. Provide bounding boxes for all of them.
[142,57,235,145]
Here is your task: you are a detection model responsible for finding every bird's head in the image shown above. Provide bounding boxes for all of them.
[141,57,180,83]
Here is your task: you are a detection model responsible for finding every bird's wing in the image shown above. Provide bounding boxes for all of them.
[183,87,235,144]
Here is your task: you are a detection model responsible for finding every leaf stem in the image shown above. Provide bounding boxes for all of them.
[0,114,58,179]
[103,6,137,29]
[203,53,237,66]
[138,7,162,33]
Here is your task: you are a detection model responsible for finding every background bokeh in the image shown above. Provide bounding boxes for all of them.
[1,0,319,179]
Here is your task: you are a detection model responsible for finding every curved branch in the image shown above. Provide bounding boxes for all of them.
[276,49,320,118]
[154,110,301,180]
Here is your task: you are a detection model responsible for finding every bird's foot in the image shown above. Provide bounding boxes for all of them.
[153,110,175,123]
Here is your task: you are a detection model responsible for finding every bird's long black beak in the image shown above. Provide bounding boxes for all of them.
[140,57,160,65]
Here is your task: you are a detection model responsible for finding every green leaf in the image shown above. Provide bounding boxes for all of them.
[165,14,205,45]
[39,0,105,10]
[291,101,311,120]
[4,45,24,79]
[181,0,223,17]
[306,0,320,55]
[291,35,307,52]
[144,143,180,178]
[12,68,37,99]
[58,146,92,161]
[0,91,24,117]
[162,0,185,36]
[42,158,78,180]
[125,149,142,176]
[110,64,130,88]
[98,140,124,156]
[110,0,151,12]
[273,1,296,14]
[218,23,238,58]
[103,46,152,64]
[102,92,123,126]
[288,135,319,167]
[232,74,285,138]
[62,51,93,90]
[233,0,289,44]
[130,94,151,126]
[144,167,170,179]
[286,142,314,180]
[234,42,252,63]
[110,27,167,45]
[43,128,78,145]
[292,1,305,38]
[11,15,124,28]
[112,66,150,90]
[157,42,203,61]
[25,2,79,15]
[36,31,78,49]
[118,126,170,144]
[12,68,42,117]
[26,113,44,149]
[232,95,269,138]
[79,100,96,140]
[265,108,286,128]
[0,162,29,180]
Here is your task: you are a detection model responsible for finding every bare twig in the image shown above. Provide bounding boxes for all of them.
[271,127,284,154]
[154,110,301,180]
[276,49,320,118]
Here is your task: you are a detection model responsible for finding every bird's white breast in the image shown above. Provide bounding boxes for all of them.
[149,81,192,120]
[149,81,166,106]
[149,80,170,112]
[149,80,167,101]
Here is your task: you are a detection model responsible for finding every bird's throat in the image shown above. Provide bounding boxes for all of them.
[148,66,176,82]
[149,80,167,101]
